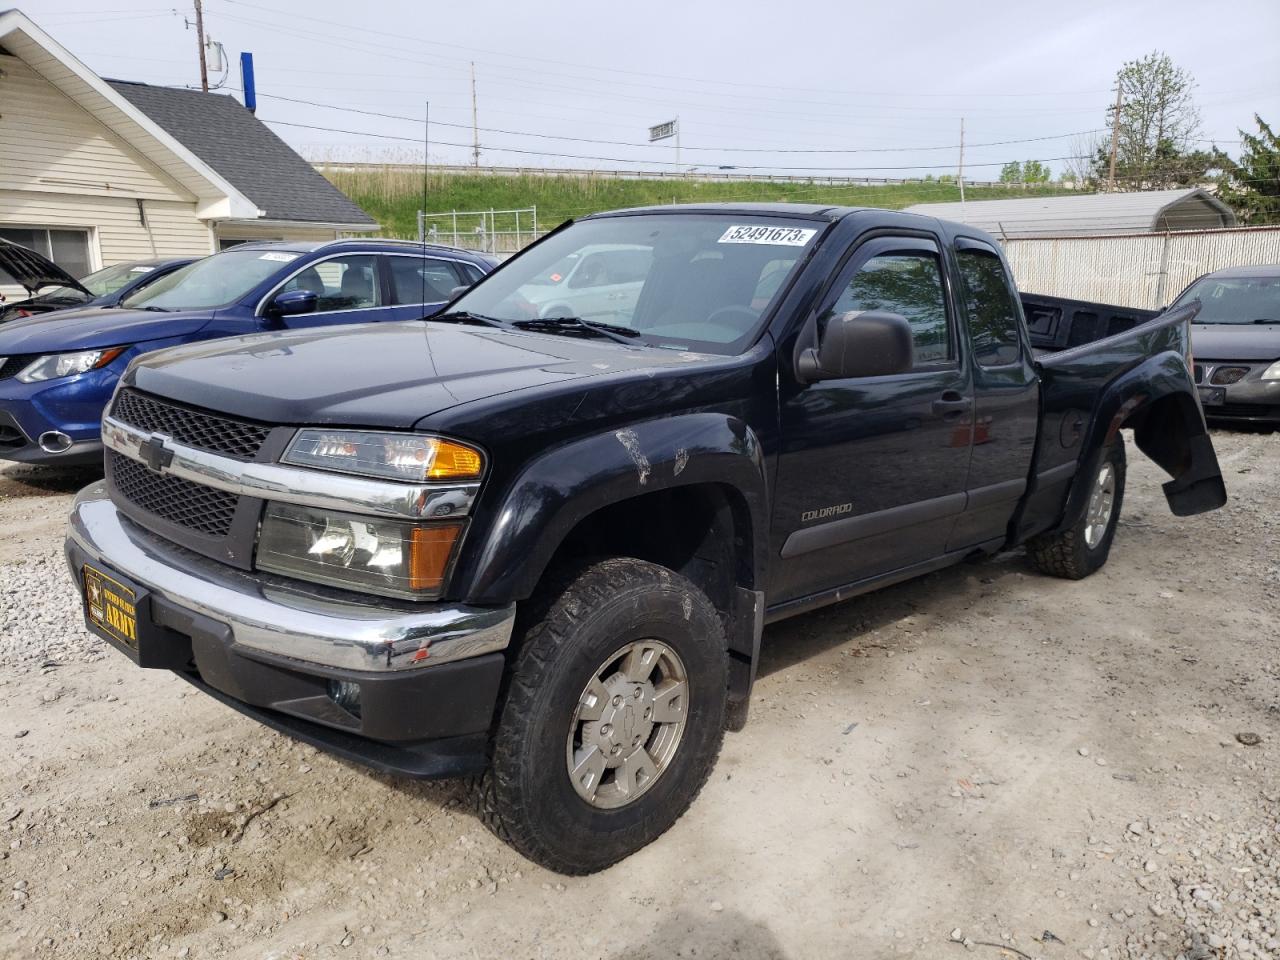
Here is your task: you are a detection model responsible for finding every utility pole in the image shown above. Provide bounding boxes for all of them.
[676,115,681,171]
[470,62,480,168]
[1107,84,1123,192]
[192,0,209,92]
[957,117,966,203]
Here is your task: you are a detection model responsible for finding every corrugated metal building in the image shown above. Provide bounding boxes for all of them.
[905,189,1237,239]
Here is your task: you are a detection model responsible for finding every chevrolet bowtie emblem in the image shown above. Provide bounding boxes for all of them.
[138,435,174,473]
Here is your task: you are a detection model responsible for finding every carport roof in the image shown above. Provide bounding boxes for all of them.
[904,188,1237,238]
[106,80,376,228]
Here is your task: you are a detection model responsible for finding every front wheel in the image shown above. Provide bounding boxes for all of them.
[472,558,728,875]
[1027,437,1127,580]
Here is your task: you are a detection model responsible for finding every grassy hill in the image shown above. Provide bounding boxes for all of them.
[322,166,1073,241]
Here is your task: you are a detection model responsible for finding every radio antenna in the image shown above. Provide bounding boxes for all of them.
[421,99,429,311]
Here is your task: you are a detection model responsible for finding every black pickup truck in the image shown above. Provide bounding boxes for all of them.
[65,204,1225,874]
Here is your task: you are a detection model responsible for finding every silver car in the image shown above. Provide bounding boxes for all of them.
[1175,264,1280,426]
[519,244,652,325]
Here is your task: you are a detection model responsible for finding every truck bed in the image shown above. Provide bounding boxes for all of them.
[1021,292,1160,354]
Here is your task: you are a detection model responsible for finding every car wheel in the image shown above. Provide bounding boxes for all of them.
[471,558,728,875]
[1028,437,1127,580]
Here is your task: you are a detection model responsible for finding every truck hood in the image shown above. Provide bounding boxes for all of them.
[0,306,214,353]
[1191,323,1280,362]
[129,320,729,428]
[0,238,91,296]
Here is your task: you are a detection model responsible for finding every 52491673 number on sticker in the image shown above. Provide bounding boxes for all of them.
[718,225,817,246]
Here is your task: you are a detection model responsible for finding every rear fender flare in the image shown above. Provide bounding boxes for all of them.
[1056,349,1225,532]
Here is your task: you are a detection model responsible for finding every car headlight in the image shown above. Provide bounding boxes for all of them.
[257,502,463,599]
[1262,360,1280,381]
[17,347,126,383]
[283,429,484,482]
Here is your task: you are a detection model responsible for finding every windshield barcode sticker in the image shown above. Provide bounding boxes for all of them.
[258,252,299,262]
[129,266,155,273]
[718,225,817,246]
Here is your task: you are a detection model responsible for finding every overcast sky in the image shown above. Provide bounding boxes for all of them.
[29,0,1280,182]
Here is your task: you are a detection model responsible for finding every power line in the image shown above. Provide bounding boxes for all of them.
[255,91,1107,155]
[209,8,1124,123]
[212,0,1116,102]
[266,117,1103,172]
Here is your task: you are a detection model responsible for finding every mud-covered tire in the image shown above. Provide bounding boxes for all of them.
[1028,437,1127,580]
[471,558,728,875]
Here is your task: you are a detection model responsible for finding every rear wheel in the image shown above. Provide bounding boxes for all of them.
[472,558,728,874]
[1028,437,1127,580]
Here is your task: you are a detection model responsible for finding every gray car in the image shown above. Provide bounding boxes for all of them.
[1174,264,1280,426]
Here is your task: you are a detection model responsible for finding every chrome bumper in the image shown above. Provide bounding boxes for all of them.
[65,481,515,672]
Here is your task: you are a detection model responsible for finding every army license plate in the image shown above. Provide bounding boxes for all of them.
[82,563,144,659]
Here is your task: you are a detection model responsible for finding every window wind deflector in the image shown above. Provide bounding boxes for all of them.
[514,316,642,344]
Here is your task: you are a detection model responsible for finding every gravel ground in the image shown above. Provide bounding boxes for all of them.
[0,429,1277,960]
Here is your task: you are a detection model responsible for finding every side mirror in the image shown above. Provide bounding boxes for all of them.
[448,284,470,300]
[797,310,914,382]
[269,289,318,318]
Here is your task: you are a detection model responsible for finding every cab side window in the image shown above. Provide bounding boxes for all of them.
[389,257,464,304]
[956,247,1023,366]
[281,255,381,312]
[830,251,952,365]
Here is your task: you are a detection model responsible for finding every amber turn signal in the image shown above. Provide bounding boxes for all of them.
[408,522,464,591]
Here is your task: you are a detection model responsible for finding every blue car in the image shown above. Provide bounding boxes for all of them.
[0,242,197,323]
[0,238,496,466]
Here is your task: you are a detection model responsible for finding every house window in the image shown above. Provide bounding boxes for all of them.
[0,227,92,278]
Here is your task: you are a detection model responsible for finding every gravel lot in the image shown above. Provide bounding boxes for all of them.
[0,429,1277,960]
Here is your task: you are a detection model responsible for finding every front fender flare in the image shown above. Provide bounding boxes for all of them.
[456,413,770,605]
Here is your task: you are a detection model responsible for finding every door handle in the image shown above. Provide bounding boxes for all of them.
[932,391,973,418]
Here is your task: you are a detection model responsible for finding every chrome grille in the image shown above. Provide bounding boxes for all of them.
[109,451,237,537]
[111,389,270,461]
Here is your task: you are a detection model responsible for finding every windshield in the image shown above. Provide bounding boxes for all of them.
[122,249,300,311]
[1174,276,1280,324]
[449,214,823,353]
[45,261,156,300]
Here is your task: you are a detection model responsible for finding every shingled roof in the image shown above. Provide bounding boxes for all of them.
[106,79,376,228]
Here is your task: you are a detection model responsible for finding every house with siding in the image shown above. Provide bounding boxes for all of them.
[0,8,376,297]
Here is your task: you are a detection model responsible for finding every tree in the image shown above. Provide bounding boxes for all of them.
[1215,115,1280,225]
[1021,160,1051,183]
[1000,160,1050,184]
[1094,51,1208,189]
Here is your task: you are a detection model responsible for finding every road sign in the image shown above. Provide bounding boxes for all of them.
[648,119,678,142]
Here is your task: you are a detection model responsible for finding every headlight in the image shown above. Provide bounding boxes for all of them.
[283,429,484,482]
[17,347,125,383]
[1262,360,1280,381]
[257,503,463,599]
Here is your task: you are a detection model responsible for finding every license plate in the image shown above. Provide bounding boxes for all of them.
[1197,386,1225,406]
[82,563,144,660]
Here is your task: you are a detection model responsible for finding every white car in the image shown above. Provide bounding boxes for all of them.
[520,244,652,325]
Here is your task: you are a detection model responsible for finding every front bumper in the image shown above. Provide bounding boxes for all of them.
[1197,365,1280,424]
[65,482,515,778]
[0,365,119,465]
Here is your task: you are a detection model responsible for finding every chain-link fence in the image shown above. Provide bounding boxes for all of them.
[416,207,540,256]
[1003,226,1280,309]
